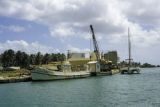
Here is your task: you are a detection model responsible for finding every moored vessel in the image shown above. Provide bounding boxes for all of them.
[120,28,140,74]
[31,61,90,81]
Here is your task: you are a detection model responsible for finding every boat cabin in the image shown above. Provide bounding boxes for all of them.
[87,61,100,73]
[61,61,72,72]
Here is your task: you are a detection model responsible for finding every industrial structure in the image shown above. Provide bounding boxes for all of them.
[88,25,113,75]
[104,51,118,65]
[67,51,85,59]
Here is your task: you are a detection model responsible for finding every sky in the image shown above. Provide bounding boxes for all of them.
[0,0,160,65]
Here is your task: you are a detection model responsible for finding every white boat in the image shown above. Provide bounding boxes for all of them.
[120,67,140,74]
[31,61,90,81]
[120,28,140,74]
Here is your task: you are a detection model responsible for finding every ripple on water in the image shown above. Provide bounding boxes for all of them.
[0,68,160,107]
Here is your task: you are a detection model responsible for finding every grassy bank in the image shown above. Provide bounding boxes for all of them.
[0,69,31,78]
[0,69,31,83]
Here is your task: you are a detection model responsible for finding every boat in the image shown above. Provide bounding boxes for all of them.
[120,67,140,74]
[31,61,90,81]
[120,28,140,74]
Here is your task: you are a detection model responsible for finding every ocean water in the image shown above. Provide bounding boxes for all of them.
[0,68,160,107]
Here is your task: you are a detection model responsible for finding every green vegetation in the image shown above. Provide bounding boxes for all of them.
[0,49,66,80]
[119,61,141,67]
[157,65,160,67]
[119,61,159,68]
[140,63,156,68]
[0,49,66,70]
[0,69,30,77]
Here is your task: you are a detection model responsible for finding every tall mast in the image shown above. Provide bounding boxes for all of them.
[128,27,131,67]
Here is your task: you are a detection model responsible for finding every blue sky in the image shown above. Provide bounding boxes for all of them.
[0,0,160,65]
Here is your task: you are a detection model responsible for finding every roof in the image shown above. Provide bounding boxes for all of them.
[87,61,98,64]
[62,61,71,65]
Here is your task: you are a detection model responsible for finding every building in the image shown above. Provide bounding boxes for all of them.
[104,51,118,65]
[68,52,85,60]
[67,51,89,71]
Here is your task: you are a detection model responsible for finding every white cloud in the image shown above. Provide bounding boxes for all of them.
[0,0,42,21]
[123,0,160,26]
[50,24,75,37]
[0,40,59,54]
[0,25,26,32]
[67,44,90,52]
[0,0,160,64]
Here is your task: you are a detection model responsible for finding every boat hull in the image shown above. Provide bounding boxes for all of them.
[90,69,119,76]
[31,67,90,81]
[120,67,140,74]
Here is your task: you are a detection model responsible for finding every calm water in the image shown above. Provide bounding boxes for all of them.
[0,68,160,107]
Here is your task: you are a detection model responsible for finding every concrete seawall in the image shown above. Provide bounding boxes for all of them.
[0,75,31,83]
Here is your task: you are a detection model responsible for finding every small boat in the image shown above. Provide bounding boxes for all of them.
[120,28,140,74]
[31,61,90,81]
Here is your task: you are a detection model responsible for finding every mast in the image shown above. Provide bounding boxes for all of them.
[128,28,131,67]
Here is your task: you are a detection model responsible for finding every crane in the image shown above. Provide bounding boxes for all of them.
[90,25,112,72]
[90,25,100,61]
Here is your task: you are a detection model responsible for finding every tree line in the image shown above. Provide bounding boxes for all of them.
[119,61,160,68]
[0,49,66,68]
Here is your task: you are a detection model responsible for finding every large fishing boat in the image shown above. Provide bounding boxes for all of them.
[31,61,90,81]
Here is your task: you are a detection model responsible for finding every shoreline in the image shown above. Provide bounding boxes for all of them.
[0,70,119,84]
[0,69,31,83]
[0,75,31,83]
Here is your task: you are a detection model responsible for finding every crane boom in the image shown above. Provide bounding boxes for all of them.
[90,25,100,61]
